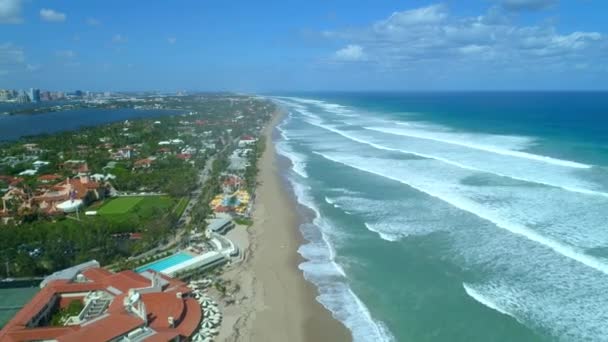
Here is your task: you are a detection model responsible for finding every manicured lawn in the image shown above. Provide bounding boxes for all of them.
[98,197,144,215]
[136,196,175,217]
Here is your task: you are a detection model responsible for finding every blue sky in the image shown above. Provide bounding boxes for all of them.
[1,0,607,91]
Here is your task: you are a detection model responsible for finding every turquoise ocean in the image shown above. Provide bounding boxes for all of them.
[270,92,608,342]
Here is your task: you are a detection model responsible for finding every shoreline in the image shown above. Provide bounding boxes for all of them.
[220,108,351,341]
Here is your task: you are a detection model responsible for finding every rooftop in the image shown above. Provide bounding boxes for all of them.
[0,262,201,342]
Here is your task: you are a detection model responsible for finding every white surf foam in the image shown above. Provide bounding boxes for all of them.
[275,123,290,141]
[366,126,590,169]
[275,96,358,117]
[274,140,308,179]
[314,151,608,276]
[304,119,608,198]
[287,176,395,342]
[323,195,445,242]
[463,283,519,320]
[324,196,340,208]
[364,222,401,242]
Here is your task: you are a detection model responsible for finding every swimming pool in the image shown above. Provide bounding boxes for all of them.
[135,252,193,273]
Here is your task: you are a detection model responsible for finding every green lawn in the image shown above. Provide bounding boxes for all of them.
[98,197,144,215]
[136,196,175,217]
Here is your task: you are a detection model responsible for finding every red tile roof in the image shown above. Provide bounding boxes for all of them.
[0,267,200,342]
[133,158,154,167]
[37,174,61,182]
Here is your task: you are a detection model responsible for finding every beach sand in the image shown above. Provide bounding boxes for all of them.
[219,109,351,342]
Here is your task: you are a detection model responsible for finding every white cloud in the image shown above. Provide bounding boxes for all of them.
[55,50,75,58]
[40,8,66,22]
[334,44,366,61]
[112,34,127,43]
[376,4,447,29]
[167,37,177,44]
[0,0,22,24]
[500,0,558,11]
[86,17,101,26]
[322,3,606,73]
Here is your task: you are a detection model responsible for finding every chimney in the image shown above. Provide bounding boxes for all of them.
[168,316,174,328]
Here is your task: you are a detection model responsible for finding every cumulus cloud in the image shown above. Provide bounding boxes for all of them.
[112,34,127,43]
[377,4,447,28]
[334,44,366,61]
[500,0,558,11]
[322,3,606,73]
[167,37,177,44]
[40,8,66,22]
[0,0,22,24]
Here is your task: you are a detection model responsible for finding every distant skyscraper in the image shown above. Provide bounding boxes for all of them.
[0,89,12,101]
[16,90,30,104]
[27,88,41,103]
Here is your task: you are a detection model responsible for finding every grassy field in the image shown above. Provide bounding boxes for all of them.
[93,196,176,224]
[98,197,144,215]
[136,196,175,217]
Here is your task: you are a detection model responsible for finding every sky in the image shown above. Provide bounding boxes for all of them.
[0,0,607,92]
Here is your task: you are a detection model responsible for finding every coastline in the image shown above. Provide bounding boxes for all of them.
[220,108,352,341]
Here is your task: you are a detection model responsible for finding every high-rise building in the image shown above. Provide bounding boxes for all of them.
[27,88,41,103]
[0,89,13,101]
[16,90,30,104]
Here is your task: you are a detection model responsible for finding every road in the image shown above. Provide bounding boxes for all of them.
[177,155,216,227]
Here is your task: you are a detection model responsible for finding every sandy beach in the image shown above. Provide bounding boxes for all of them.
[219,109,351,342]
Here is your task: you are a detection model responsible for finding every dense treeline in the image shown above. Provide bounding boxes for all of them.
[0,207,174,277]
[112,156,199,197]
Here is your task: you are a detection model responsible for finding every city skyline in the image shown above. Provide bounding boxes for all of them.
[1,0,608,91]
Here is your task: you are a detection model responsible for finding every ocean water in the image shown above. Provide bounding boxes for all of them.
[271,92,608,342]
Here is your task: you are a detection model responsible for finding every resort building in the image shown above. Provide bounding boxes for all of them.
[237,135,257,148]
[0,261,202,342]
[207,217,234,235]
[33,177,102,214]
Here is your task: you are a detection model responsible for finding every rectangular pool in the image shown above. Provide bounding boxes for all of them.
[135,252,194,273]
